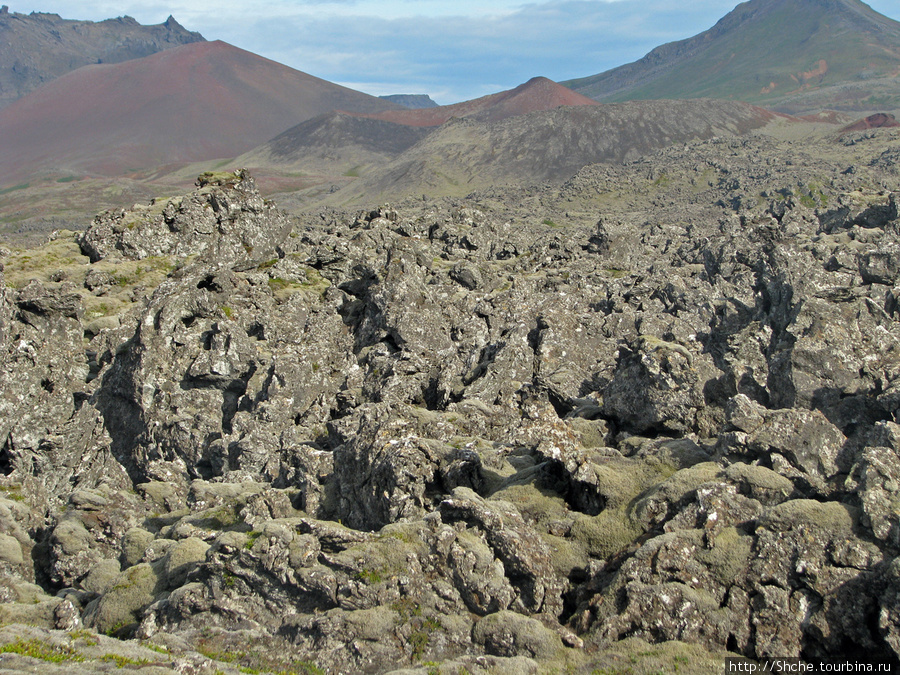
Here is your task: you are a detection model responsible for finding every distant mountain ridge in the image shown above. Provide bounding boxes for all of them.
[379,94,438,109]
[564,0,900,113]
[359,77,600,127]
[0,6,204,108]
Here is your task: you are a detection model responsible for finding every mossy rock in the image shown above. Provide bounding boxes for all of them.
[81,559,121,595]
[472,610,563,659]
[86,562,164,634]
[570,508,642,559]
[759,499,858,534]
[121,527,155,568]
[162,537,210,588]
[490,483,569,527]
[695,526,754,585]
[724,462,794,505]
[631,462,723,527]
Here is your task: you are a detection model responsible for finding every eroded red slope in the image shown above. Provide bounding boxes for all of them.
[0,40,399,183]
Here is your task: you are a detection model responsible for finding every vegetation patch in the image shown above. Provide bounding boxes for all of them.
[99,653,153,667]
[0,637,84,663]
[0,183,29,196]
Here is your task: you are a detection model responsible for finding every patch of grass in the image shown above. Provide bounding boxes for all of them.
[355,568,384,584]
[55,176,80,183]
[141,641,169,654]
[100,653,152,667]
[343,166,361,178]
[0,183,29,196]
[0,638,84,663]
[67,629,98,646]
[244,531,262,550]
[542,218,558,227]
[0,485,25,502]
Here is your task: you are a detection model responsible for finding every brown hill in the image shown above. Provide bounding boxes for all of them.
[0,7,204,109]
[840,112,900,132]
[0,40,401,185]
[326,99,787,205]
[357,76,600,127]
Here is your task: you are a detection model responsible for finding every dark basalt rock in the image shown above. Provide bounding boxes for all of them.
[2,137,900,672]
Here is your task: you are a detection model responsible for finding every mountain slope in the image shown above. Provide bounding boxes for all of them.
[236,112,433,178]
[237,77,600,178]
[564,0,900,113]
[0,7,204,109]
[359,76,600,127]
[0,40,402,185]
[325,99,785,204]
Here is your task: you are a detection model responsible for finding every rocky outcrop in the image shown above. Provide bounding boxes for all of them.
[0,9,204,109]
[1,141,900,672]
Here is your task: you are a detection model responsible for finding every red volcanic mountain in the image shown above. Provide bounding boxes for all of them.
[356,76,600,127]
[0,40,400,185]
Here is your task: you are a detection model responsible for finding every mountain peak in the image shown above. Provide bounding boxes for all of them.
[564,0,900,113]
[0,9,207,109]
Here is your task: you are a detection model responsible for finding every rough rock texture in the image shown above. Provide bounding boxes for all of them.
[1,139,900,673]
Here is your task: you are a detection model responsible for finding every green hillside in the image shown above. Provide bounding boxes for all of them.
[565,0,900,112]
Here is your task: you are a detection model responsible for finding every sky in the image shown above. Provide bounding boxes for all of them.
[8,0,900,104]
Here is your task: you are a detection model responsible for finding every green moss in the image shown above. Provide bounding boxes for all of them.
[0,638,84,663]
[571,508,642,559]
[100,653,152,667]
[588,637,727,675]
[0,485,25,502]
[696,527,753,585]
[197,171,241,188]
[67,629,98,646]
[0,183,29,196]
[355,568,384,584]
[760,499,857,533]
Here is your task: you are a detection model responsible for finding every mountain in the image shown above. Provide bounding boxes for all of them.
[379,94,439,109]
[325,98,784,204]
[0,6,204,109]
[237,77,601,178]
[0,40,402,185]
[236,111,433,178]
[563,0,900,113]
[360,76,600,127]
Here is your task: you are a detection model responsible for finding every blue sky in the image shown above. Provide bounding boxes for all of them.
[9,0,900,104]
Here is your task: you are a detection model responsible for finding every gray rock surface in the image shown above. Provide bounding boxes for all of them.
[1,135,900,673]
